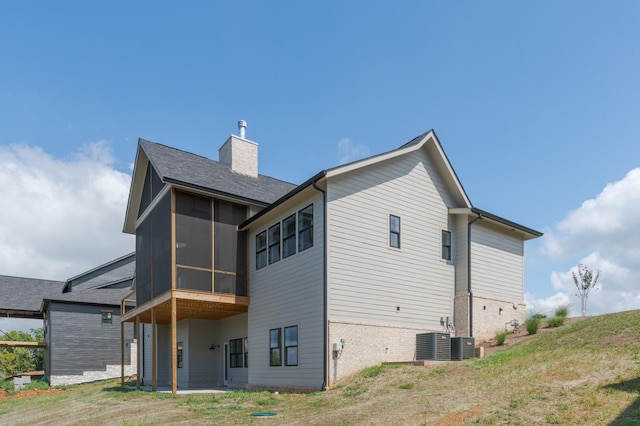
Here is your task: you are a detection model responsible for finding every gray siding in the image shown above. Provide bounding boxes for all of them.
[48,303,134,375]
[248,192,325,389]
[141,315,248,388]
[326,148,456,329]
[69,254,135,290]
[453,214,469,295]
[470,221,524,301]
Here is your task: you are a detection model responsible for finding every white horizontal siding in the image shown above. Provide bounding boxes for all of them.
[247,192,325,389]
[471,221,524,301]
[327,149,456,330]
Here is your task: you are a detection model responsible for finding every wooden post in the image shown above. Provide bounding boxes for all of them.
[120,318,125,387]
[136,316,141,390]
[171,295,178,394]
[151,307,157,391]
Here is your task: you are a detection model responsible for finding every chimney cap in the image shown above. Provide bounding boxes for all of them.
[238,120,247,138]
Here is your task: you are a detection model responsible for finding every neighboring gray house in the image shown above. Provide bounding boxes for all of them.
[121,124,541,393]
[41,253,137,386]
[1,254,137,386]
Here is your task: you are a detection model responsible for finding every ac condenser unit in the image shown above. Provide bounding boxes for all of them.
[416,332,451,361]
[450,337,475,361]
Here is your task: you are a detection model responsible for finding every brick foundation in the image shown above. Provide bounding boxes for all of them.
[328,321,441,387]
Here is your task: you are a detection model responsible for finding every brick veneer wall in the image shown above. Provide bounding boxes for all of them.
[328,321,442,387]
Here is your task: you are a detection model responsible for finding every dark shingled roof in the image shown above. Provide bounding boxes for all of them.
[0,276,65,317]
[42,288,134,309]
[140,139,297,206]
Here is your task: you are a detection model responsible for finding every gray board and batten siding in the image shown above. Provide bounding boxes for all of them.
[46,302,134,376]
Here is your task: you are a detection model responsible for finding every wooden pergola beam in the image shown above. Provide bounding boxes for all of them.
[0,341,46,348]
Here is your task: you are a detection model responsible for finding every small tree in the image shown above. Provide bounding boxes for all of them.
[572,264,600,317]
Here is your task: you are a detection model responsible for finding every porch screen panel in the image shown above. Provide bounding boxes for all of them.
[177,268,212,292]
[136,216,152,305]
[176,191,212,269]
[175,191,213,292]
[213,200,247,296]
[135,192,172,304]
[153,193,172,296]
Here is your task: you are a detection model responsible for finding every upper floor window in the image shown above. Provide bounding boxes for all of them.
[268,223,281,264]
[255,204,314,270]
[389,215,401,248]
[442,230,452,261]
[256,231,267,269]
[298,205,314,252]
[282,214,296,259]
[101,311,113,325]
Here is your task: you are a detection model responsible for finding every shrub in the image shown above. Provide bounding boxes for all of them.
[531,313,547,321]
[525,316,541,334]
[495,331,508,346]
[547,316,565,328]
[555,305,570,318]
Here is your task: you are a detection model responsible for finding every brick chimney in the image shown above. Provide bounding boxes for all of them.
[219,120,258,178]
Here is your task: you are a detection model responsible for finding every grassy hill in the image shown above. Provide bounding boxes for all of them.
[1,310,639,425]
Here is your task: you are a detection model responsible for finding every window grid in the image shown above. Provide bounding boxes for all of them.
[269,328,282,366]
[268,223,281,264]
[390,215,401,248]
[442,230,452,260]
[230,338,243,368]
[282,214,296,259]
[256,231,267,269]
[284,325,298,366]
[298,205,314,252]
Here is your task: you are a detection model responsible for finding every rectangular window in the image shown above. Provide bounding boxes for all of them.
[269,328,282,366]
[298,205,313,252]
[282,214,296,258]
[442,230,452,260]
[230,338,243,368]
[177,342,183,368]
[256,231,267,269]
[101,311,113,325]
[284,325,298,366]
[268,223,281,264]
[390,215,401,248]
[244,337,249,368]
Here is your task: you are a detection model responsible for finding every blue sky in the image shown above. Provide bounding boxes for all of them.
[1,2,639,330]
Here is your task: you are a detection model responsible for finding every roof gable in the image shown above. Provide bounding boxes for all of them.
[123,138,297,234]
[325,130,472,208]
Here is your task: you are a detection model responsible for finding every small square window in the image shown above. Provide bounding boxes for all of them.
[101,311,113,325]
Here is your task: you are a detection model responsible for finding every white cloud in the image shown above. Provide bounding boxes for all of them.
[539,168,640,316]
[337,137,370,164]
[0,142,134,281]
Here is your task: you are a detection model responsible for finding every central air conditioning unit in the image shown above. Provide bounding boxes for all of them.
[416,332,451,361]
[450,337,475,361]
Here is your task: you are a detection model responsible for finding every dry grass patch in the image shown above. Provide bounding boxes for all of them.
[1,310,639,425]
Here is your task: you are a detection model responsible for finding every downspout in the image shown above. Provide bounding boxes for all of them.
[312,179,328,390]
[467,212,482,337]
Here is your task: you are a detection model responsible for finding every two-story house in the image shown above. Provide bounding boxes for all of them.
[120,123,541,393]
